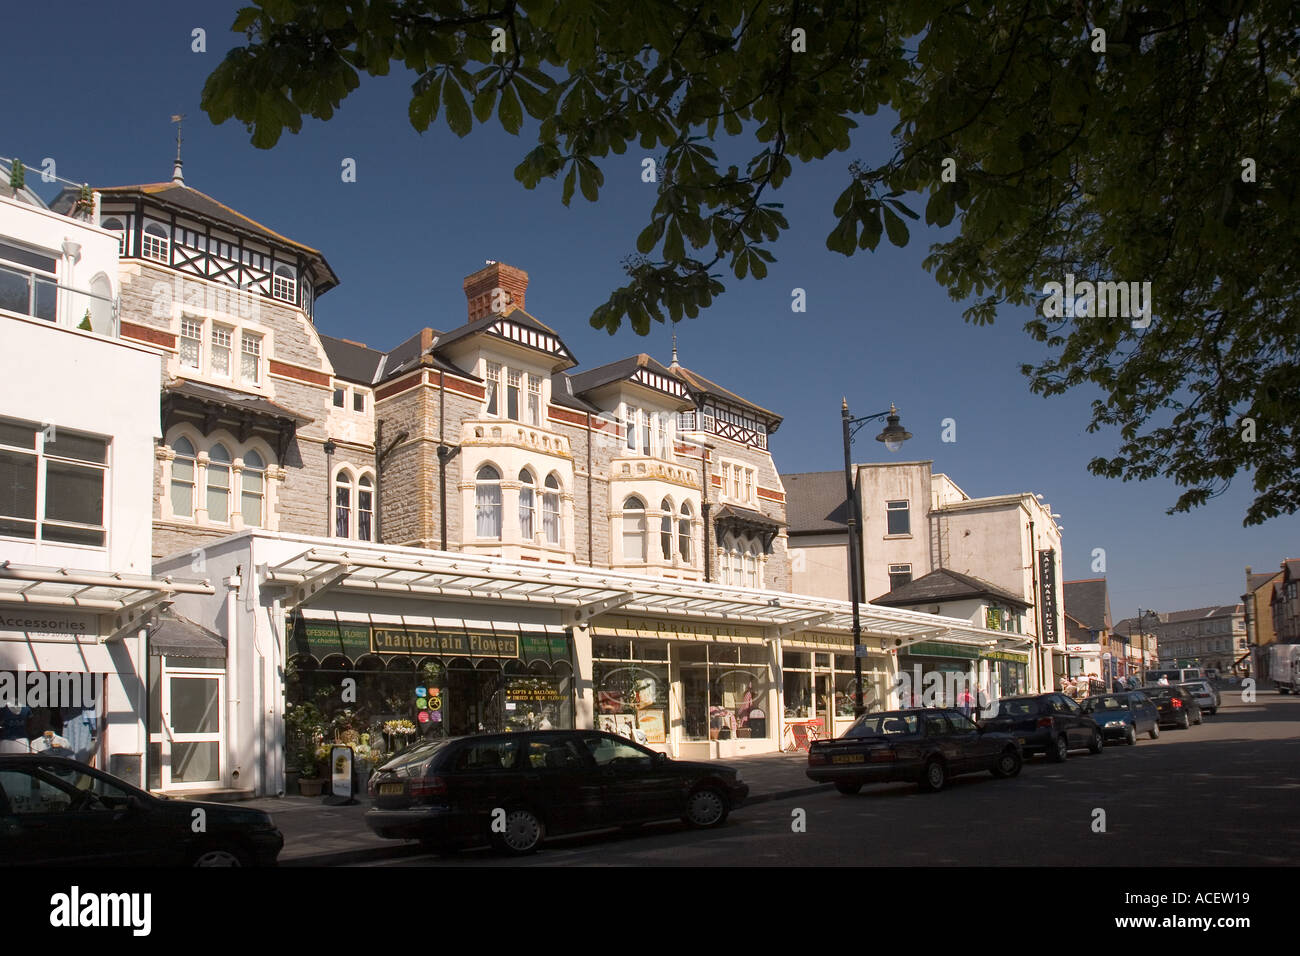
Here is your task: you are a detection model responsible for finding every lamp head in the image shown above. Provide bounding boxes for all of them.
[875,404,912,453]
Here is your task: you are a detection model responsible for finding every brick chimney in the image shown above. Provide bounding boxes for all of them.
[463,261,527,322]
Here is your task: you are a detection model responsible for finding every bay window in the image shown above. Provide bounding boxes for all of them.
[358,474,373,541]
[206,444,231,522]
[678,502,692,562]
[660,497,673,560]
[519,469,535,540]
[240,450,265,527]
[485,362,501,416]
[622,497,646,561]
[542,473,562,545]
[527,374,542,425]
[170,437,196,517]
[334,468,352,537]
[476,465,502,538]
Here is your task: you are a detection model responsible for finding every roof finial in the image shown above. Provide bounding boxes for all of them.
[171,114,185,186]
[670,330,680,370]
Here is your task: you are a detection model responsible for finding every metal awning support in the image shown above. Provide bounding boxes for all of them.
[106,591,174,642]
[766,612,834,640]
[565,592,636,628]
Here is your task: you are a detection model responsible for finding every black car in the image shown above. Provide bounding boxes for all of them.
[806,708,1022,794]
[365,730,749,855]
[978,692,1103,761]
[1139,684,1203,729]
[1079,691,1161,744]
[0,755,283,866]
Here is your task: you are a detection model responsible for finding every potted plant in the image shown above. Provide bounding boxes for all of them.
[297,745,326,796]
[285,701,327,795]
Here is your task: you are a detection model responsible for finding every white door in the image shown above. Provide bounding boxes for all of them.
[150,665,224,791]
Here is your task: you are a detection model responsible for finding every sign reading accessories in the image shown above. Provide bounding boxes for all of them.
[0,613,93,637]
[1038,549,1059,645]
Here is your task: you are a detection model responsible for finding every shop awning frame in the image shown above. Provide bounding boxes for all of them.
[0,561,215,642]
[257,544,1011,652]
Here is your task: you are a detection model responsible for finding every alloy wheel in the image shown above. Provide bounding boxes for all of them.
[685,788,726,827]
[191,848,244,867]
[500,809,544,854]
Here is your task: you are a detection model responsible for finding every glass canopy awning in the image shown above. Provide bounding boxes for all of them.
[260,546,1006,648]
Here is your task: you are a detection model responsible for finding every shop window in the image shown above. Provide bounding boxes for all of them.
[206,444,232,522]
[593,644,669,742]
[518,469,535,540]
[621,496,646,561]
[476,465,502,538]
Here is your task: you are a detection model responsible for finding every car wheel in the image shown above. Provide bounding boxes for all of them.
[1125,725,1138,746]
[918,758,947,792]
[1193,712,1203,725]
[1048,734,1069,763]
[1088,729,1104,754]
[683,787,729,828]
[834,781,863,795]
[991,748,1022,778]
[1149,723,1160,739]
[190,844,251,867]
[491,808,545,856]
[1179,712,1191,730]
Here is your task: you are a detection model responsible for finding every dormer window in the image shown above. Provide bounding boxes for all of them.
[142,222,169,264]
[272,264,297,303]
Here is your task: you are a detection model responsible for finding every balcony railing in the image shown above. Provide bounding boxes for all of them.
[0,264,118,337]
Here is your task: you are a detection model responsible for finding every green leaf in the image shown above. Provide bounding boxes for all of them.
[498,84,522,134]
[442,74,472,137]
[664,220,685,261]
[882,206,910,246]
[516,79,551,120]
[636,217,666,254]
[473,85,498,124]
[561,163,577,206]
[576,157,602,201]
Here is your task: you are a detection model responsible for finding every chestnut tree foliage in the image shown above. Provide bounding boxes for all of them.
[202,1,1299,525]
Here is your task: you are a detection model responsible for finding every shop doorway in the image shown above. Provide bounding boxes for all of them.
[148,656,224,791]
[444,659,503,735]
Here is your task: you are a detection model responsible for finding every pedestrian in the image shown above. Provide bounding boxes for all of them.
[959,687,974,718]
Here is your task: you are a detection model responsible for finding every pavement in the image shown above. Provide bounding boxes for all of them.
[238,749,826,866]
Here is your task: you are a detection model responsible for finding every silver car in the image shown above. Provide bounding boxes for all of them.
[1180,680,1219,715]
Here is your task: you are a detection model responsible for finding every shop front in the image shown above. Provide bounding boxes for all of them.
[984,648,1031,700]
[779,632,891,740]
[896,640,984,709]
[587,615,775,760]
[285,611,575,770]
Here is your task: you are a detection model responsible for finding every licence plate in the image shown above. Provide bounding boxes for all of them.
[832,754,865,764]
[379,783,404,795]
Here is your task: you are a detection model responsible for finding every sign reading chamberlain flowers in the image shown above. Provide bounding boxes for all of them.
[372,626,518,658]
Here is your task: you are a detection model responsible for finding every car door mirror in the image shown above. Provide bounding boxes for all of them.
[653,752,668,766]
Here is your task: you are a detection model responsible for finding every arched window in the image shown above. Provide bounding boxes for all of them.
[207,444,231,522]
[170,437,195,518]
[476,465,502,538]
[358,473,373,541]
[660,497,674,560]
[622,496,646,561]
[518,469,535,541]
[272,263,297,303]
[335,468,353,537]
[542,473,562,546]
[142,222,169,263]
[101,218,125,255]
[241,450,265,527]
[678,501,693,563]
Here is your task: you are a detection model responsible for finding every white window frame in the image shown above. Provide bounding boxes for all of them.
[209,324,233,379]
[142,222,170,263]
[484,362,502,417]
[886,499,911,536]
[542,473,562,546]
[475,464,503,539]
[0,418,108,548]
[526,374,542,426]
[240,331,262,385]
[161,429,277,530]
[622,496,647,562]
[272,264,297,304]
[179,317,203,369]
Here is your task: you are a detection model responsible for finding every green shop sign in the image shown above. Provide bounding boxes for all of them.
[372,627,518,658]
[285,616,570,663]
[288,619,371,659]
[905,641,981,660]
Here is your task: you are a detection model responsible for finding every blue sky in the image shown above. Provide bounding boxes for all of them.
[3,1,1295,623]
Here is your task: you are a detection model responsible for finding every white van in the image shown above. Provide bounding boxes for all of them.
[1145,667,1204,685]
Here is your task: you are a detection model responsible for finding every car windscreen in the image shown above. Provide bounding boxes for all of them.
[1141,686,1174,699]
[846,713,921,738]
[1182,681,1211,692]
[994,699,1039,717]
[1081,696,1126,712]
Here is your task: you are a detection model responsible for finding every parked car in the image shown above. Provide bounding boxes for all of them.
[1139,684,1203,728]
[1180,679,1220,715]
[805,708,1021,794]
[365,730,748,855]
[978,692,1103,761]
[1079,691,1161,744]
[1146,667,1205,685]
[0,755,283,866]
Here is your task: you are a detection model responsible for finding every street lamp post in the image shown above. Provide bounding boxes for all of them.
[842,400,912,716]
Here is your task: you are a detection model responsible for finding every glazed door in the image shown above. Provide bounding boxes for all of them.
[150,665,224,791]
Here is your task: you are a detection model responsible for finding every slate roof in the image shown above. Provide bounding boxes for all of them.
[668,363,783,430]
[1063,579,1112,632]
[1064,613,1096,643]
[548,372,601,413]
[148,613,227,659]
[164,379,311,425]
[1248,570,1283,592]
[783,471,850,535]
[431,308,577,369]
[870,567,1028,609]
[319,334,386,385]
[96,181,340,291]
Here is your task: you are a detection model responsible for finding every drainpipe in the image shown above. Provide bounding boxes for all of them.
[323,440,336,536]
[439,371,447,550]
[225,569,241,790]
[701,441,714,582]
[374,420,383,542]
[586,413,594,566]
